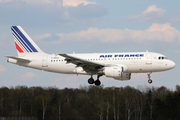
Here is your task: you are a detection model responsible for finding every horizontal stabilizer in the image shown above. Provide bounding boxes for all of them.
[6,56,31,62]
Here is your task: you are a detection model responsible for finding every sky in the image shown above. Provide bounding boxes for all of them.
[0,0,180,89]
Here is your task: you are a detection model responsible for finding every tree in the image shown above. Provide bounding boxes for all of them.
[124,86,136,120]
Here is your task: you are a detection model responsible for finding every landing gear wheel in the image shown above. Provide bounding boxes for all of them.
[88,78,94,84]
[147,72,153,84]
[94,80,101,86]
[148,79,152,84]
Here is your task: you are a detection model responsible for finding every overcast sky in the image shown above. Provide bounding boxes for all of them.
[0,0,180,89]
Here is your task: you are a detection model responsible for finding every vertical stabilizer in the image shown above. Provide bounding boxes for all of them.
[11,26,44,56]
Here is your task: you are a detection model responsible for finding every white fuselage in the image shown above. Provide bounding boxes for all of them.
[8,52,175,75]
[8,26,176,85]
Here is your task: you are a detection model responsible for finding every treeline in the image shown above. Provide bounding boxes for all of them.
[0,85,180,120]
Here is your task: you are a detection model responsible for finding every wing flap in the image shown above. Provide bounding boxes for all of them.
[59,54,105,72]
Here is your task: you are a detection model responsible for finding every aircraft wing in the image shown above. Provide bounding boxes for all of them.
[59,54,106,73]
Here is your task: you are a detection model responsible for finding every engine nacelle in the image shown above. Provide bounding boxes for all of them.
[104,66,131,80]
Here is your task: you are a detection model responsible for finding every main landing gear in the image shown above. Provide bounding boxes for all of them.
[147,72,152,84]
[88,75,101,86]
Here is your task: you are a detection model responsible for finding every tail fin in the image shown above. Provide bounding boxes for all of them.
[11,26,44,56]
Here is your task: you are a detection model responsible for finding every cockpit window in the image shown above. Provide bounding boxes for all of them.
[158,56,168,60]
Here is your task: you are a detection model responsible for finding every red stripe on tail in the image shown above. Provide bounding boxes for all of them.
[14,42,24,53]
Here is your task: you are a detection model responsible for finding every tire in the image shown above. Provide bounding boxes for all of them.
[94,80,101,86]
[88,78,94,84]
[148,79,152,84]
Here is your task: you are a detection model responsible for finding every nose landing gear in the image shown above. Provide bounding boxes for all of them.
[147,72,152,84]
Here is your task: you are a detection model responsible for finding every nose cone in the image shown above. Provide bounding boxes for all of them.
[171,61,176,68]
[167,60,175,70]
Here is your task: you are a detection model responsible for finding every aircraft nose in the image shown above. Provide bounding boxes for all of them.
[167,60,175,69]
[171,61,176,68]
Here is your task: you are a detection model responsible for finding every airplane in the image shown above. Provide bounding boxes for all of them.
[7,26,175,86]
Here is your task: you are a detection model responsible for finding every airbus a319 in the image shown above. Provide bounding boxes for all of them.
[7,26,175,86]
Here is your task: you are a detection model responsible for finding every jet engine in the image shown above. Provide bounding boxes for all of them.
[103,66,131,80]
